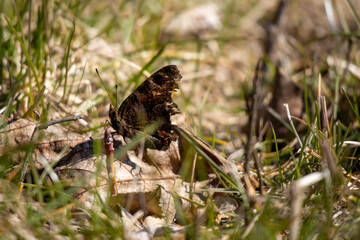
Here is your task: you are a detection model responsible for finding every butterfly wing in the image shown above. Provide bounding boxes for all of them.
[111,65,182,150]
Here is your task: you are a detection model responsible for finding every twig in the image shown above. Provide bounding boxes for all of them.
[104,128,118,196]
[244,59,265,198]
[37,115,83,130]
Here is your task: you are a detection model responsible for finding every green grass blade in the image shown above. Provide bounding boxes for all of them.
[62,20,76,103]
[130,44,166,88]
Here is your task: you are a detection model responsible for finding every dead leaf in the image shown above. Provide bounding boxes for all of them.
[0,117,88,169]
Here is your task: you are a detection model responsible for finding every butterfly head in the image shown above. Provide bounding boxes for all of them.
[109,104,123,134]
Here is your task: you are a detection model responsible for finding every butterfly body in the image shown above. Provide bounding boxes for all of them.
[109,65,182,150]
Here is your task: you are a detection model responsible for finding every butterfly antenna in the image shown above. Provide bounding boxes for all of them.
[95,68,113,105]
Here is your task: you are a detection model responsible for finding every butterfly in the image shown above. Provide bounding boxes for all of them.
[109,65,182,150]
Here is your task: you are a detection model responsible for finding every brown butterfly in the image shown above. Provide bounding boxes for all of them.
[109,65,182,150]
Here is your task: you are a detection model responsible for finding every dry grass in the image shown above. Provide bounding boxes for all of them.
[1,0,360,239]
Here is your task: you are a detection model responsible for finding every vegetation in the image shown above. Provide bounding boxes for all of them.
[1,0,360,239]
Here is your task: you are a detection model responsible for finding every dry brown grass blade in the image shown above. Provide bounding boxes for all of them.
[174,126,238,183]
[318,138,344,185]
[104,127,118,196]
[290,172,328,240]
